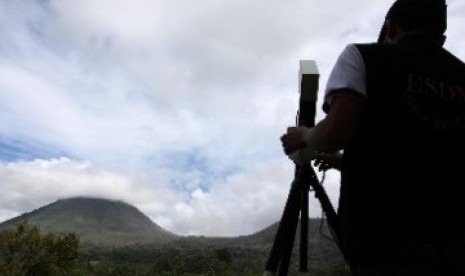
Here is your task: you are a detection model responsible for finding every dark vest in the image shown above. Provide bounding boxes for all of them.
[338,35,465,257]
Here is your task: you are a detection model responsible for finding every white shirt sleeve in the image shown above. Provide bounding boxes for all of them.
[324,44,366,109]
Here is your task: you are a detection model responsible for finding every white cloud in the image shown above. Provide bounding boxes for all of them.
[0,158,156,208]
[0,156,338,236]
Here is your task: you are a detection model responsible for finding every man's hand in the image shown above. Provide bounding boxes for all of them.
[280,126,312,155]
[281,126,317,165]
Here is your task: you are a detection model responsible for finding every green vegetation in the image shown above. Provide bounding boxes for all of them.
[0,219,80,276]
[79,243,350,276]
[0,220,350,275]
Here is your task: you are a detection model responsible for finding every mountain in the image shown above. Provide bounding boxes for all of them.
[0,197,179,246]
[0,197,344,259]
[0,197,348,272]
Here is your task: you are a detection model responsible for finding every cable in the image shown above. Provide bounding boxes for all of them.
[316,170,337,244]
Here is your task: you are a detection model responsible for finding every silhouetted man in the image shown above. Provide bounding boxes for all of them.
[281,0,465,275]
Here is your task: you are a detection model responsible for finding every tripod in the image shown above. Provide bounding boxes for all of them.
[264,60,347,276]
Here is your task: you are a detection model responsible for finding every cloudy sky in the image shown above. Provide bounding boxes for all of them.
[1,0,464,237]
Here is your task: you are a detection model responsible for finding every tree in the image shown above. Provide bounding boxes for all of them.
[0,219,80,276]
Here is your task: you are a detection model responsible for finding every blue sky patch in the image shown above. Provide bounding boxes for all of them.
[0,138,68,162]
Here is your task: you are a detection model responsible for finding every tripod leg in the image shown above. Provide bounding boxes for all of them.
[300,176,309,272]
[265,179,302,275]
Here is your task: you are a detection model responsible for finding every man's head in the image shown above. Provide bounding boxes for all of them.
[378,0,447,45]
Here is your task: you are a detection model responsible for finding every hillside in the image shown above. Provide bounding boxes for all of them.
[0,197,344,252]
[171,219,346,270]
[0,197,349,274]
[0,197,179,246]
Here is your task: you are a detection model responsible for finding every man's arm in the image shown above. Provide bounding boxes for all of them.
[311,91,365,152]
[281,90,365,155]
